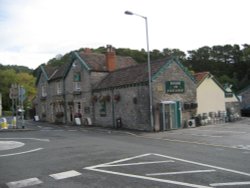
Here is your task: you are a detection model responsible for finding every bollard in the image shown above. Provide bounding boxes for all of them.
[12,116,17,129]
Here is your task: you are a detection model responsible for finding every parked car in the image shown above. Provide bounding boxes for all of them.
[241,106,250,117]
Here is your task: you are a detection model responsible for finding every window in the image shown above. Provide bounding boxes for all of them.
[42,84,47,97]
[57,82,62,94]
[74,73,81,82]
[74,82,81,91]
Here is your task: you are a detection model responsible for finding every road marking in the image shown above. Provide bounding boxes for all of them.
[85,153,212,188]
[153,153,250,177]
[6,177,42,188]
[233,145,250,150]
[50,170,82,180]
[86,167,212,188]
[0,138,50,142]
[0,148,43,157]
[192,130,247,134]
[210,181,250,187]
[168,132,223,138]
[134,134,250,151]
[103,160,175,167]
[85,153,250,188]
[0,141,25,151]
[147,169,216,176]
[183,133,222,138]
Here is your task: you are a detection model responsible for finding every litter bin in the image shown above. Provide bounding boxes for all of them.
[116,117,122,128]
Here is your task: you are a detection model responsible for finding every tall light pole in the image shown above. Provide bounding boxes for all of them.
[124,11,154,131]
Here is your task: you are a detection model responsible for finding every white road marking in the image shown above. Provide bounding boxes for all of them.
[185,133,222,138]
[86,153,152,169]
[0,141,25,151]
[50,170,82,180]
[147,169,216,176]
[85,153,250,188]
[6,177,42,188]
[0,148,43,157]
[192,130,247,134]
[153,153,250,177]
[233,145,250,150]
[103,160,175,167]
[86,167,212,188]
[210,181,250,187]
[0,138,50,142]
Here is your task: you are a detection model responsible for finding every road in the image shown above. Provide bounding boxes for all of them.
[0,118,250,188]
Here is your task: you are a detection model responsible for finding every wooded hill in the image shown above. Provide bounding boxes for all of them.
[45,44,250,92]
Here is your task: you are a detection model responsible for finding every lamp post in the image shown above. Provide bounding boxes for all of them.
[124,11,154,131]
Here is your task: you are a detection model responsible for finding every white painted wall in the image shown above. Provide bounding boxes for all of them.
[197,77,226,114]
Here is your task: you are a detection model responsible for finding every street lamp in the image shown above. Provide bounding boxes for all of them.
[124,10,154,131]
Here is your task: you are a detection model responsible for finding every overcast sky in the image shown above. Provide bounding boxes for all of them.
[0,0,250,69]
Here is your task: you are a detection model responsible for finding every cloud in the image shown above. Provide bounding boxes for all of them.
[0,0,250,69]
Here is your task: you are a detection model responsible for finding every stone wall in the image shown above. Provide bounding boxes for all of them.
[152,62,197,129]
[93,85,151,131]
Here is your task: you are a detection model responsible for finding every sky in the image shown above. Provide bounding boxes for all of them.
[0,0,250,69]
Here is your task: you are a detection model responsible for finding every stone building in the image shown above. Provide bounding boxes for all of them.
[238,85,250,108]
[35,46,197,131]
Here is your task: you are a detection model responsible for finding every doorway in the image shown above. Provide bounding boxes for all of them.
[160,101,181,131]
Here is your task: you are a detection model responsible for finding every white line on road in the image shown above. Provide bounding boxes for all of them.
[86,167,212,188]
[0,148,43,157]
[86,153,152,169]
[103,160,175,167]
[191,130,247,134]
[0,138,50,142]
[6,177,43,188]
[147,169,216,176]
[153,153,250,177]
[50,170,82,180]
[210,181,250,187]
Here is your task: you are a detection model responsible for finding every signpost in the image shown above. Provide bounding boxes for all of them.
[9,84,26,129]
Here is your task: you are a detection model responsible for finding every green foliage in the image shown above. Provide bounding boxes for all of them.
[0,67,36,111]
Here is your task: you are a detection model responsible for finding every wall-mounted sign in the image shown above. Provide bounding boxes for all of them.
[165,81,185,93]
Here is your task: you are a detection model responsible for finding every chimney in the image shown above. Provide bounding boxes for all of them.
[84,48,92,54]
[106,45,116,72]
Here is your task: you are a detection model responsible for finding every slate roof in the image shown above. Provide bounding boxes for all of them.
[94,58,171,90]
[49,61,72,81]
[77,51,137,71]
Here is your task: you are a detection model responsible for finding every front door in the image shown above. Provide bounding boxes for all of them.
[161,101,181,130]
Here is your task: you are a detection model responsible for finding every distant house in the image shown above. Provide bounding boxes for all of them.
[35,45,197,131]
[238,85,250,108]
[194,72,240,119]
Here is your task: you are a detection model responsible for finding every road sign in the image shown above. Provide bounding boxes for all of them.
[19,87,26,102]
[9,87,18,99]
